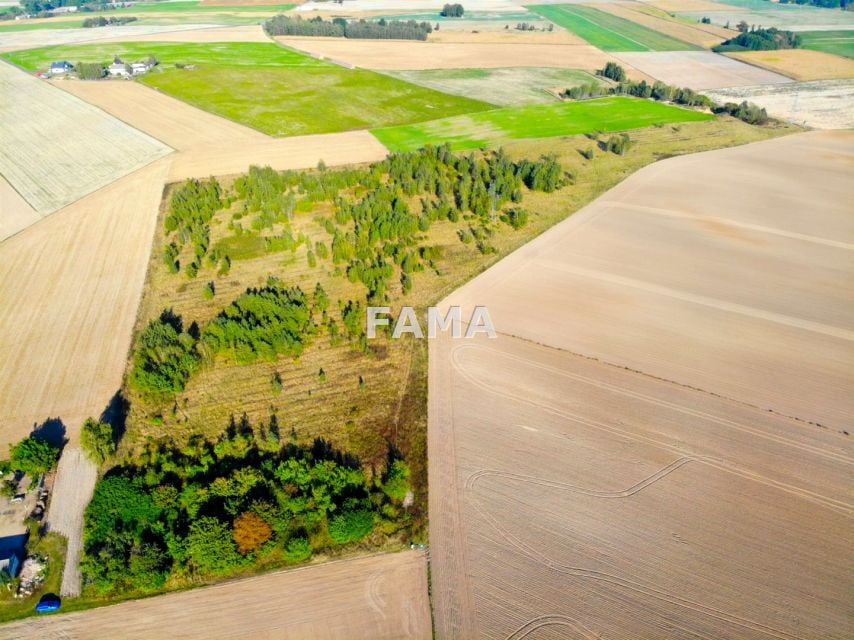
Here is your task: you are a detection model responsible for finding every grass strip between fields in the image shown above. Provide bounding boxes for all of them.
[371,96,714,152]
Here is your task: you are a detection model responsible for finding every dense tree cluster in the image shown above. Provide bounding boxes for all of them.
[612,80,713,108]
[714,26,801,51]
[81,418,117,465]
[82,15,136,27]
[441,3,465,17]
[263,15,433,40]
[130,312,200,399]
[201,285,314,364]
[777,0,846,7]
[75,61,105,80]
[81,422,412,594]
[7,436,60,477]
[713,101,769,125]
[163,178,224,277]
[597,61,626,82]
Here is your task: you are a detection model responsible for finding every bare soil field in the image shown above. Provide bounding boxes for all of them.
[0,175,39,241]
[727,48,854,81]
[0,551,431,639]
[275,36,621,71]
[0,63,171,239]
[428,29,584,44]
[429,130,854,638]
[596,1,734,47]
[0,23,224,52]
[0,158,171,447]
[706,79,854,129]
[614,50,792,88]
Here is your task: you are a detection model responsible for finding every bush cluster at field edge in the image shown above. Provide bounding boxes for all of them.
[1,42,495,137]
[371,96,713,152]
[528,4,699,51]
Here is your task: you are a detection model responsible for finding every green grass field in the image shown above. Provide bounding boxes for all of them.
[371,97,713,152]
[528,4,698,51]
[2,42,493,137]
[0,19,85,32]
[799,30,854,59]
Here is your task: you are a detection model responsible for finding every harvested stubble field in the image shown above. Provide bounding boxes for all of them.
[0,174,39,241]
[0,159,171,447]
[0,23,225,52]
[595,0,735,48]
[274,36,618,71]
[613,50,792,88]
[726,48,854,81]
[4,42,493,137]
[430,130,854,639]
[799,29,854,59]
[96,24,273,43]
[384,67,604,106]
[0,551,431,639]
[371,96,713,152]
[528,3,700,50]
[0,62,171,238]
[706,79,854,129]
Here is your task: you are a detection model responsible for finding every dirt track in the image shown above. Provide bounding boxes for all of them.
[1,552,431,639]
[429,131,854,638]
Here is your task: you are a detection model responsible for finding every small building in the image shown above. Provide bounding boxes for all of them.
[0,552,20,579]
[49,61,74,75]
[130,61,151,76]
[108,59,130,78]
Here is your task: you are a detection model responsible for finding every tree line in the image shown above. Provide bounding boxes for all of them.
[81,418,413,594]
[441,3,464,17]
[714,26,801,52]
[264,15,434,41]
[82,15,136,27]
[563,62,770,126]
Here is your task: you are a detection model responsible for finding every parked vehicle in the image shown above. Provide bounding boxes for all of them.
[35,594,61,613]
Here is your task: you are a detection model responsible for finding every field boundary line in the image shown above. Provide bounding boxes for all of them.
[538,260,854,341]
[551,5,652,51]
[602,201,854,250]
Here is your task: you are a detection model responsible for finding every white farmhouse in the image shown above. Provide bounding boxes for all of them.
[108,58,131,78]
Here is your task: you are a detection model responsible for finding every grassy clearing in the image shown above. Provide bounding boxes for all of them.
[799,30,854,59]
[528,4,698,51]
[371,97,713,152]
[2,42,493,137]
[384,67,605,107]
[0,531,66,624]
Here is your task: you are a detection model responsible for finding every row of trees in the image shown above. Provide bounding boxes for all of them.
[572,62,770,126]
[440,3,464,17]
[714,26,801,51]
[263,15,433,41]
[776,0,847,8]
[82,15,135,27]
[81,421,412,594]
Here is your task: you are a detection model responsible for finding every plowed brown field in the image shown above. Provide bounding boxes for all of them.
[1,552,431,639]
[429,131,854,638]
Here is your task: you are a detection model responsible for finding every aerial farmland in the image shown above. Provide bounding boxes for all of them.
[0,0,851,637]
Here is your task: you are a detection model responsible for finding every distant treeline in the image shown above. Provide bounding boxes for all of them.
[264,15,433,41]
[714,26,801,52]
[775,0,848,8]
[563,62,768,126]
[82,15,136,27]
[441,3,465,17]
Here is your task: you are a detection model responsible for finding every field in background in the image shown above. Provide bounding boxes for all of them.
[800,30,854,59]
[678,0,854,30]
[529,4,699,51]
[2,42,494,136]
[613,50,793,89]
[430,131,853,638]
[706,79,854,129]
[0,62,170,237]
[372,96,713,152]
[384,67,604,106]
[727,48,854,81]
[594,1,734,48]
[275,36,618,71]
